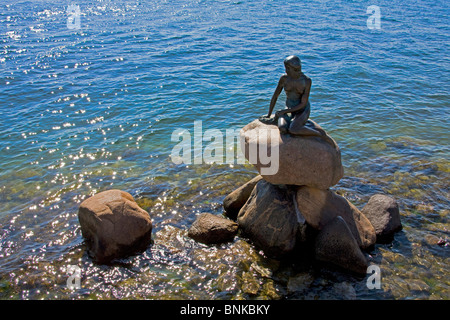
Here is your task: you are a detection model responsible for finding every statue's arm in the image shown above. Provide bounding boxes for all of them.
[281,78,312,114]
[267,76,284,117]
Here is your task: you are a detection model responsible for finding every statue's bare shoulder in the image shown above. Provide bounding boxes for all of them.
[278,74,288,85]
[303,74,312,83]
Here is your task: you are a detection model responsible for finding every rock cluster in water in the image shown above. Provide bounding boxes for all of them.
[76,119,402,274]
[220,119,402,274]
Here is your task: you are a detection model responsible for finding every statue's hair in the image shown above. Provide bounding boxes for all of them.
[284,55,301,68]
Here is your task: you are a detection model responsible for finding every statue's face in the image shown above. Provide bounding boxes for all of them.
[286,64,301,79]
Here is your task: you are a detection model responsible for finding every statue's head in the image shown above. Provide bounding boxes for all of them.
[284,55,302,78]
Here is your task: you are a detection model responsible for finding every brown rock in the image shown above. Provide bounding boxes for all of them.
[362,194,402,243]
[223,175,263,220]
[240,119,343,189]
[424,234,440,246]
[237,180,304,258]
[188,213,238,244]
[296,186,376,249]
[78,189,153,263]
[314,216,368,274]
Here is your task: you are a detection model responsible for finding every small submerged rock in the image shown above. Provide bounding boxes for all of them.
[240,271,261,295]
[188,212,238,245]
[407,279,431,293]
[424,234,440,246]
[287,272,315,294]
[331,282,357,300]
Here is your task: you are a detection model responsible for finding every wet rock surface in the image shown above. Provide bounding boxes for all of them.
[223,175,263,220]
[314,216,368,274]
[240,119,344,189]
[362,194,402,243]
[296,186,376,249]
[78,189,153,263]
[237,180,301,258]
[188,212,238,245]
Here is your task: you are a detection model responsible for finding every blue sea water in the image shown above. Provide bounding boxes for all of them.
[0,0,448,300]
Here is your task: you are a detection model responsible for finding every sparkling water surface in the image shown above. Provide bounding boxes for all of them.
[0,0,449,300]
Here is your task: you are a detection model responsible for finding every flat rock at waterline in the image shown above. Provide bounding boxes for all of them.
[188,213,238,244]
[240,119,343,189]
[237,179,307,258]
[223,175,263,220]
[296,186,376,249]
[362,194,402,243]
[314,216,368,274]
[78,189,153,263]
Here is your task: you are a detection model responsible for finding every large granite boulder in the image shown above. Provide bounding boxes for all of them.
[188,213,238,244]
[223,175,263,220]
[296,186,376,249]
[237,179,306,258]
[362,194,402,243]
[240,119,343,189]
[314,216,368,274]
[78,189,153,263]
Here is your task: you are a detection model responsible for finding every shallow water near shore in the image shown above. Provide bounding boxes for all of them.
[0,0,449,300]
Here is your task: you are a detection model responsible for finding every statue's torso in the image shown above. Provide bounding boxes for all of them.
[283,74,309,112]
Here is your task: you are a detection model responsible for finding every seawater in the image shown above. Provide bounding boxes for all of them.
[0,0,448,300]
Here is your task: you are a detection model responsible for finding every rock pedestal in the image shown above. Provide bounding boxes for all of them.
[240,119,343,189]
